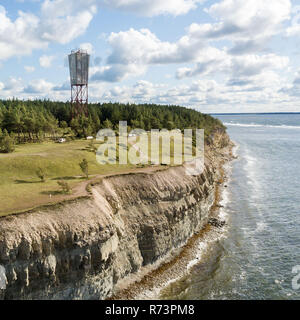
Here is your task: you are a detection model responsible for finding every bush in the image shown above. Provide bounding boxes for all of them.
[0,135,15,153]
[79,158,89,179]
[36,167,46,182]
[57,180,71,194]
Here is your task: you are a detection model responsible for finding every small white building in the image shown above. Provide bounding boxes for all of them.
[86,136,94,140]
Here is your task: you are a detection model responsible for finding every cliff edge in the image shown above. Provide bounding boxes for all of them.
[0,132,233,300]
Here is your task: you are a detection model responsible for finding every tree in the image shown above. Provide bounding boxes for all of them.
[36,167,46,182]
[103,118,113,129]
[0,99,226,146]
[57,180,71,194]
[0,130,15,153]
[70,118,80,137]
[60,121,68,129]
[79,158,89,179]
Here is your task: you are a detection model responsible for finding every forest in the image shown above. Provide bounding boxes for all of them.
[0,99,225,153]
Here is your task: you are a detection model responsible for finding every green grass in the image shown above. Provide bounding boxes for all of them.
[0,140,137,216]
[0,134,198,216]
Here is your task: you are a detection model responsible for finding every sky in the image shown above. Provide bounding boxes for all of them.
[1,0,300,113]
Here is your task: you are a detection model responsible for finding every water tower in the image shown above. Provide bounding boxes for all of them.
[68,49,90,118]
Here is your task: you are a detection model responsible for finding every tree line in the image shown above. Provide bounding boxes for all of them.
[0,99,225,152]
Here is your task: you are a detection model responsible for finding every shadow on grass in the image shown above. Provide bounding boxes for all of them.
[40,190,64,196]
[15,179,43,184]
[40,190,73,196]
[51,176,79,181]
[76,148,89,152]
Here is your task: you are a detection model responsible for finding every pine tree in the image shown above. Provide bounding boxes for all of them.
[103,118,113,129]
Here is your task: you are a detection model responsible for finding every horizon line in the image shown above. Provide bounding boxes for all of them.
[209,112,300,115]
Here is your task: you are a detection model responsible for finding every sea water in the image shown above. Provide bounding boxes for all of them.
[159,114,300,300]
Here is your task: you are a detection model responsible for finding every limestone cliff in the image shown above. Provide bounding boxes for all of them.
[0,133,232,300]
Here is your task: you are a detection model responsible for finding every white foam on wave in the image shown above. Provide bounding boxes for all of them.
[218,153,235,222]
[255,221,267,233]
[219,187,230,221]
[187,241,209,270]
[244,150,261,196]
[224,122,300,130]
[242,147,269,241]
[232,142,240,158]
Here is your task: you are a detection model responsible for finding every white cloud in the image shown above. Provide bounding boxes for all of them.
[1,77,23,92]
[91,28,205,82]
[176,52,289,79]
[40,0,97,44]
[24,79,54,94]
[0,1,97,61]
[0,77,24,99]
[39,55,54,68]
[107,28,203,65]
[91,63,147,82]
[286,5,300,36]
[201,0,291,40]
[2,0,203,61]
[92,23,289,83]
[0,74,298,113]
[89,0,291,83]
[188,0,291,57]
[92,77,294,113]
[0,6,47,61]
[79,42,95,54]
[1,0,204,62]
[98,80,164,103]
[279,70,300,97]
[24,66,35,73]
[100,0,205,17]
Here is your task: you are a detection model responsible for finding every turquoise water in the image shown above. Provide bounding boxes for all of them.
[160,114,300,300]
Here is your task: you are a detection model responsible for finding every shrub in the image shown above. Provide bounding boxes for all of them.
[36,167,46,182]
[57,180,71,194]
[0,135,15,153]
[79,158,89,179]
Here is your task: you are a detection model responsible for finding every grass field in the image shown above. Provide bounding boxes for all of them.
[0,133,196,216]
[0,139,138,216]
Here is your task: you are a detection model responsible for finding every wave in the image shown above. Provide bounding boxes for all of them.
[224,122,300,129]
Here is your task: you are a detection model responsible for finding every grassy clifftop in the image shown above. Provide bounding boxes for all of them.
[0,101,226,216]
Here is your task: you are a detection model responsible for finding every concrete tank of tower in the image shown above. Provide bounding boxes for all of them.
[68,49,90,117]
[68,49,90,86]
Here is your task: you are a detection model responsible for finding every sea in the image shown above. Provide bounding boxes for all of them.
[159,113,300,300]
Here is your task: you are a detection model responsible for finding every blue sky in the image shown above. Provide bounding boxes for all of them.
[1,0,300,113]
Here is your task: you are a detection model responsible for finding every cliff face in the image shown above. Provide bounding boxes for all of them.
[0,133,232,300]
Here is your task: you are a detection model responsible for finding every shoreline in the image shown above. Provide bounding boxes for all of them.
[110,144,235,300]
